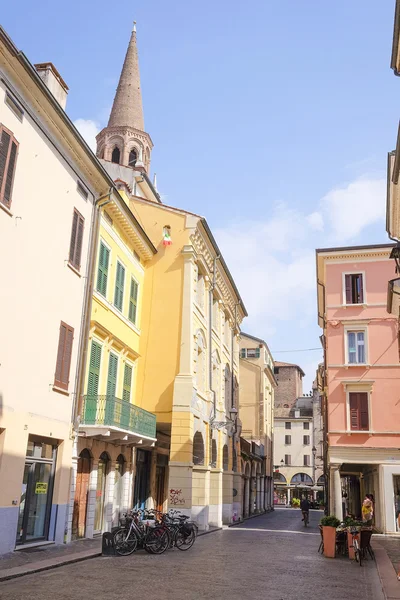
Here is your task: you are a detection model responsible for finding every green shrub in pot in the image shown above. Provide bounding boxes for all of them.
[320,515,341,528]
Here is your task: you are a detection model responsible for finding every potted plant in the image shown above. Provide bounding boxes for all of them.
[292,498,300,508]
[320,515,341,558]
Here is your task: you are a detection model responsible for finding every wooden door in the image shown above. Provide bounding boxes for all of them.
[72,451,91,539]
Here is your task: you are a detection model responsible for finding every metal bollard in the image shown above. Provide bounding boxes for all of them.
[102,532,116,556]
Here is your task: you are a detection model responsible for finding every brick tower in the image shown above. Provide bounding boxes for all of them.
[96,23,153,173]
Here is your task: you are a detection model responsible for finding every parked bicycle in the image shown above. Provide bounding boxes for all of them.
[153,509,198,550]
[349,527,362,566]
[113,509,170,556]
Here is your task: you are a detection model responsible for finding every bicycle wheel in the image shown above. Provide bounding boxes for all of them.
[175,528,196,551]
[354,540,362,566]
[114,528,138,556]
[144,527,171,555]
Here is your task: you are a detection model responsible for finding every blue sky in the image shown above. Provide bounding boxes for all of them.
[2,1,398,389]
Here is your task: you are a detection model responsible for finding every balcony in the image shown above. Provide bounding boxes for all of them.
[79,395,157,445]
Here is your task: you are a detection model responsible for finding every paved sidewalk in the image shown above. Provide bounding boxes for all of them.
[0,527,221,582]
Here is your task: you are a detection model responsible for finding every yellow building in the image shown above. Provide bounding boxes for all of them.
[68,190,158,540]
[96,25,247,528]
[239,333,276,518]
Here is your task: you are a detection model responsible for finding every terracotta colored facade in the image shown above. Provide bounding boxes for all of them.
[317,244,400,533]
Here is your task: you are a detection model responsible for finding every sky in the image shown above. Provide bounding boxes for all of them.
[2,1,398,390]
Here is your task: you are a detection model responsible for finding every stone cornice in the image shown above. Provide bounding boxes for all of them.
[191,227,245,324]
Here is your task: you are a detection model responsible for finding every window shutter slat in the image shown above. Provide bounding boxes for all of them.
[128,279,138,324]
[359,393,369,431]
[106,353,118,397]
[123,364,133,403]
[3,141,17,206]
[349,392,359,430]
[69,211,78,264]
[75,216,84,268]
[55,323,66,386]
[358,275,364,303]
[54,322,74,390]
[87,341,101,395]
[345,274,352,304]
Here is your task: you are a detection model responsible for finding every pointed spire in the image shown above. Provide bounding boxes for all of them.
[108,22,144,131]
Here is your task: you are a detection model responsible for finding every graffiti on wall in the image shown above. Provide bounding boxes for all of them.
[169,488,185,505]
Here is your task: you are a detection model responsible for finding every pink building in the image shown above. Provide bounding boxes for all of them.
[316,243,400,533]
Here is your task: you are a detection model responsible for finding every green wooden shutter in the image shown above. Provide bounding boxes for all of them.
[114,262,125,311]
[106,353,118,397]
[128,278,139,324]
[96,242,110,296]
[122,364,133,402]
[87,341,101,396]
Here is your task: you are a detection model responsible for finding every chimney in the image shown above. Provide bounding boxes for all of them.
[35,63,68,110]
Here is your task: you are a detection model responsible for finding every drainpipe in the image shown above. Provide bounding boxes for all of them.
[71,188,113,430]
[231,304,239,475]
[209,255,220,421]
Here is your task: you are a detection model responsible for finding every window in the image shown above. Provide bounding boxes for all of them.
[345,273,364,304]
[193,432,204,465]
[304,455,310,466]
[97,241,110,297]
[0,124,18,208]
[240,348,261,359]
[87,340,101,396]
[224,365,232,413]
[223,445,229,471]
[5,92,23,121]
[224,314,231,347]
[123,363,133,403]
[114,262,125,311]
[54,322,74,391]
[68,209,84,270]
[285,435,291,445]
[349,392,369,431]
[291,473,313,485]
[303,422,310,430]
[285,422,291,430]
[210,438,217,468]
[128,149,137,167]
[212,298,219,331]
[347,330,366,364]
[128,278,139,324]
[106,353,118,398]
[111,147,120,164]
[303,435,310,445]
[284,455,291,466]
[195,268,205,310]
[274,367,279,375]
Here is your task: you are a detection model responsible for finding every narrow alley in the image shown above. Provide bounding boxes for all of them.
[0,511,384,600]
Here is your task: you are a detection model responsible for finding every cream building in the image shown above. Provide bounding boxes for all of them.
[96,25,247,529]
[0,27,121,554]
[238,333,276,518]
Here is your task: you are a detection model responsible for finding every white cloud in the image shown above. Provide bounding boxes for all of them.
[321,176,385,242]
[73,119,100,152]
[307,211,324,231]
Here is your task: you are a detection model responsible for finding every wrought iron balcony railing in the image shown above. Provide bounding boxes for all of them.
[81,395,156,439]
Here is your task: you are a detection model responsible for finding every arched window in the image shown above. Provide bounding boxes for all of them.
[290,473,313,485]
[233,449,238,472]
[317,475,326,486]
[193,432,204,465]
[209,436,217,467]
[223,445,229,471]
[129,149,137,167]
[273,472,287,483]
[111,147,120,164]
[224,365,231,414]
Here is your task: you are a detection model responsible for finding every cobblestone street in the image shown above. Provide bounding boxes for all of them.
[0,510,384,600]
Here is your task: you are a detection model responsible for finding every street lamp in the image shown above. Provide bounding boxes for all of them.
[210,407,238,431]
[390,242,400,273]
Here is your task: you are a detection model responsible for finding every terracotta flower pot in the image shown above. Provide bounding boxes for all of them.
[322,526,337,558]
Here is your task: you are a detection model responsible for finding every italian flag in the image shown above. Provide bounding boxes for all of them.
[163,229,172,246]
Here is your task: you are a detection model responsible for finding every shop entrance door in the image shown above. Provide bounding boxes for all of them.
[133,450,150,510]
[16,438,56,545]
